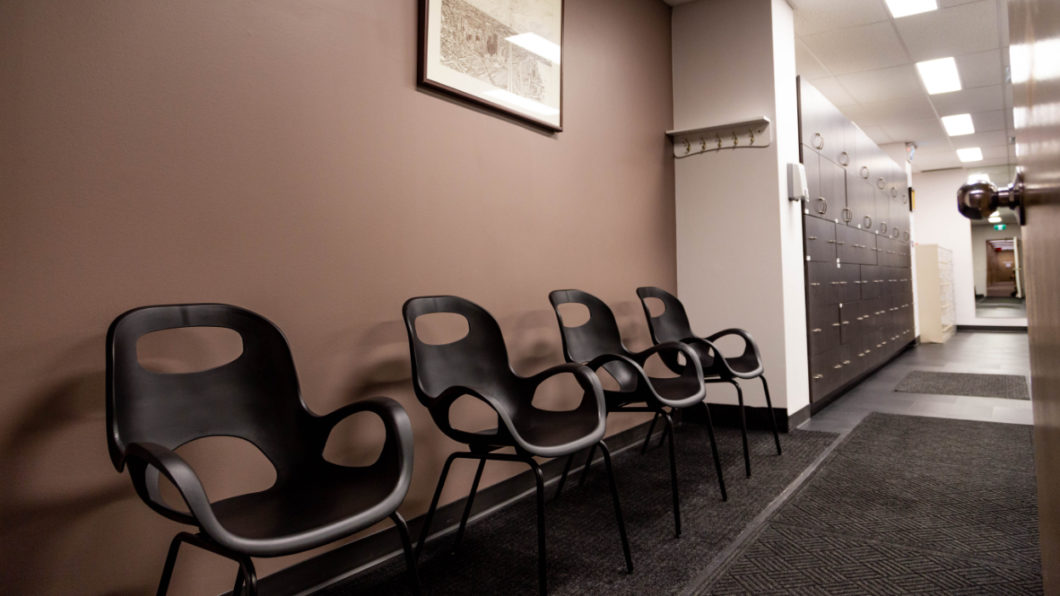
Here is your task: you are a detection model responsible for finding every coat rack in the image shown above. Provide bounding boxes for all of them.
[666,117,772,158]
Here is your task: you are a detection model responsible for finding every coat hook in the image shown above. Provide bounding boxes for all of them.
[716,134,722,149]
[732,131,738,146]
[749,129,755,144]
[683,138,690,154]
[701,137,707,151]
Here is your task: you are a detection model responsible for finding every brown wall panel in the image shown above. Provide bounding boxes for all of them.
[0,1,676,593]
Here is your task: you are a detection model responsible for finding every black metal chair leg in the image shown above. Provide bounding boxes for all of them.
[701,402,728,501]
[454,458,487,551]
[233,569,244,596]
[663,412,681,537]
[391,512,421,595]
[761,375,782,455]
[415,451,461,560]
[554,453,575,500]
[156,533,187,596]
[597,441,634,573]
[732,380,751,478]
[641,411,661,454]
[530,459,547,596]
[578,443,597,487]
[235,556,257,596]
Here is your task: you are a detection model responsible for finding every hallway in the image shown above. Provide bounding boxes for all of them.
[802,330,1032,436]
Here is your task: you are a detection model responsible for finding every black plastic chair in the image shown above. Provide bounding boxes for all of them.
[548,289,727,537]
[636,287,782,477]
[402,295,633,595]
[106,304,419,595]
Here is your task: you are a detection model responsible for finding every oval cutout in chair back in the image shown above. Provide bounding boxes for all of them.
[642,297,666,318]
[137,326,244,374]
[414,312,470,345]
[555,302,591,327]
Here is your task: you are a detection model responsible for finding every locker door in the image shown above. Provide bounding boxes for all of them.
[806,261,839,305]
[808,301,841,356]
[804,216,837,262]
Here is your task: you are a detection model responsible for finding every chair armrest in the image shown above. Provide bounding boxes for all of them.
[629,341,705,380]
[317,397,414,476]
[124,441,223,533]
[705,327,761,361]
[525,362,604,407]
[681,336,740,377]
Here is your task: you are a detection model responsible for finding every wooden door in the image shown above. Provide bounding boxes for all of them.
[1009,0,1060,590]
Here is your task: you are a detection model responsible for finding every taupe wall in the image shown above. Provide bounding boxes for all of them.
[0,1,676,593]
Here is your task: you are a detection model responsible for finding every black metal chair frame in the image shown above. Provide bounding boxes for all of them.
[106,304,419,595]
[636,287,782,478]
[548,289,727,538]
[403,295,633,595]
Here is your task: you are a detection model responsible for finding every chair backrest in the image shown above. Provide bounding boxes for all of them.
[549,289,638,390]
[636,286,696,344]
[106,304,317,483]
[402,296,522,408]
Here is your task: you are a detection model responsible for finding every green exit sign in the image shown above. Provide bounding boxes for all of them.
[994,224,1007,231]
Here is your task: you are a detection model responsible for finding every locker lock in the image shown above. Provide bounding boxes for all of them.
[957,171,1025,224]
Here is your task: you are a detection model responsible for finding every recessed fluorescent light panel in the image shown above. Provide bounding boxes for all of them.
[957,147,983,162]
[941,113,975,136]
[885,0,938,18]
[916,57,962,94]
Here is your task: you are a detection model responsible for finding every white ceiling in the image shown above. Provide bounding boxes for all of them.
[666,0,1016,176]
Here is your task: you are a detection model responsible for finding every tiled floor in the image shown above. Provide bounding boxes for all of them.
[800,330,1033,435]
[976,296,1028,319]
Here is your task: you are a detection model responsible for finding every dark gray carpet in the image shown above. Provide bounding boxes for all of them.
[894,370,1030,399]
[703,413,1041,595]
[318,423,836,595]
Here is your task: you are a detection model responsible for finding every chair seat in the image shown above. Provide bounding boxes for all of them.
[692,344,763,379]
[511,409,603,456]
[210,463,405,554]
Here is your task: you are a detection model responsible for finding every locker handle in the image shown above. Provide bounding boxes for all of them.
[842,320,850,325]
[879,222,889,234]
[842,360,851,365]
[813,374,824,380]
[810,282,821,287]
[831,322,841,327]
[863,215,872,228]
[839,151,850,166]
[833,364,843,369]
[814,197,829,214]
[808,235,818,240]
[841,207,853,222]
[860,166,870,179]
[876,177,886,190]
[813,132,824,150]
[812,328,822,333]
[827,240,837,244]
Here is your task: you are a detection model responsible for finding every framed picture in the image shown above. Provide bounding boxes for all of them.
[419,0,564,131]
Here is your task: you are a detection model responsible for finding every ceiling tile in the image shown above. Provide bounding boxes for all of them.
[956,49,1004,89]
[796,40,832,81]
[939,0,983,6]
[859,125,893,144]
[970,109,1005,132]
[894,0,1000,61]
[792,0,891,36]
[980,144,1012,159]
[836,64,925,104]
[881,117,948,142]
[807,76,858,106]
[843,94,938,125]
[800,22,910,75]
[912,152,963,171]
[929,84,1005,114]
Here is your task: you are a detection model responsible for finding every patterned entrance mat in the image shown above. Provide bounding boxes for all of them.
[702,413,1041,595]
[894,370,1030,399]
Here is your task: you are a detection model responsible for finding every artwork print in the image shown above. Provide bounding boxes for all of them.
[421,0,563,130]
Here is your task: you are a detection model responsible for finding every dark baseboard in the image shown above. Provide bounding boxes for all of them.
[250,418,657,596]
[680,402,796,432]
[957,325,1028,332]
[786,403,811,429]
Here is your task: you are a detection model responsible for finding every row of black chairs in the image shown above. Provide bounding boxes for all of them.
[106,287,781,595]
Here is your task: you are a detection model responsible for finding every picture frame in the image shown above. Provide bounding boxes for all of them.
[419,0,564,132]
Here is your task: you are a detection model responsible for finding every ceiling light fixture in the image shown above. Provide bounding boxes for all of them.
[884,0,938,19]
[916,57,962,94]
[941,113,975,136]
[957,147,983,162]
